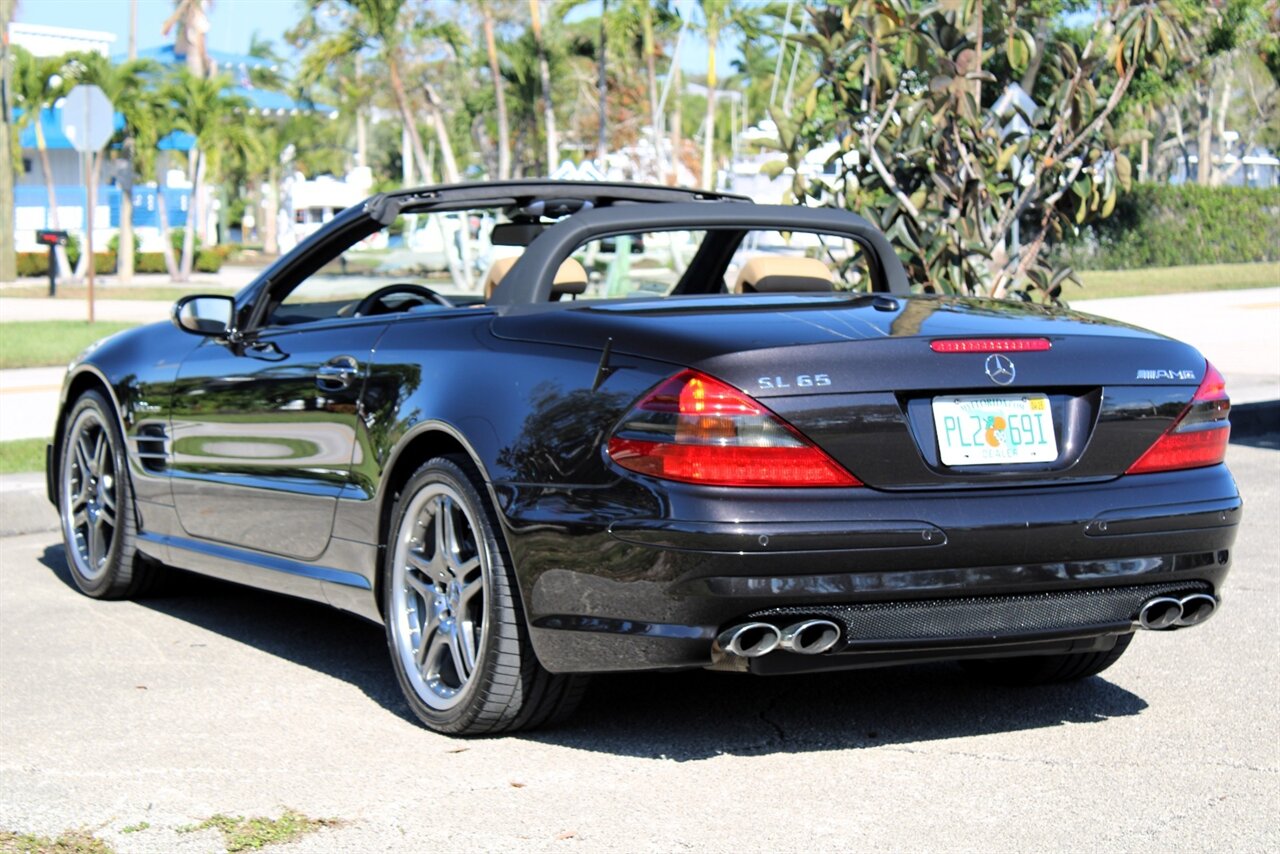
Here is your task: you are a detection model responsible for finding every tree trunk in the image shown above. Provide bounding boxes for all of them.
[179,148,201,280]
[388,56,435,184]
[1212,65,1234,186]
[530,0,558,172]
[971,0,983,109]
[423,83,472,290]
[263,165,279,255]
[482,7,511,180]
[0,0,15,283]
[701,23,718,190]
[596,0,608,165]
[1196,84,1213,185]
[118,136,136,282]
[155,154,180,280]
[642,3,662,182]
[670,64,682,185]
[354,53,368,169]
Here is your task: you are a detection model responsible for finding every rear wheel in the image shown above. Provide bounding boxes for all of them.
[384,456,587,735]
[58,391,156,599]
[960,633,1134,685]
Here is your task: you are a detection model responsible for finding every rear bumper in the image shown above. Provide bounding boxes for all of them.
[502,464,1241,674]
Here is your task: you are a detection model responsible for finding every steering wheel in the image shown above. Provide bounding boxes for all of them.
[354,284,453,317]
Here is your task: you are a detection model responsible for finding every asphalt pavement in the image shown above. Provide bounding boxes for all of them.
[0,441,1277,851]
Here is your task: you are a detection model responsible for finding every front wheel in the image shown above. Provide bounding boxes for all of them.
[58,391,156,598]
[960,633,1134,685]
[383,456,587,735]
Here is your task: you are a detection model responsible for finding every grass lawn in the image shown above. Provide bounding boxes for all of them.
[1075,261,1279,300]
[0,438,47,474]
[0,321,139,369]
[0,284,235,301]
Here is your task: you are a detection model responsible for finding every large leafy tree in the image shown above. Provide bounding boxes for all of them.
[10,47,74,277]
[774,0,1189,300]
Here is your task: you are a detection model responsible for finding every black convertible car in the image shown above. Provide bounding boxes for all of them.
[47,181,1241,734]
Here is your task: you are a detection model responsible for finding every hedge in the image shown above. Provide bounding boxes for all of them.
[1061,183,1280,270]
[16,249,222,276]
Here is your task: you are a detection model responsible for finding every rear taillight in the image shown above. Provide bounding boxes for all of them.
[606,370,860,487]
[1126,361,1231,475]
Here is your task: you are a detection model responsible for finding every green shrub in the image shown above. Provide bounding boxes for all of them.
[136,252,169,274]
[18,251,114,275]
[195,248,223,273]
[171,228,200,253]
[17,252,48,277]
[1060,184,1280,270]
[107,232,142,255]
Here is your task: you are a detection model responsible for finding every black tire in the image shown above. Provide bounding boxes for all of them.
[960,633,1134,685]
[57,390,157,599]
[383,455,588,735]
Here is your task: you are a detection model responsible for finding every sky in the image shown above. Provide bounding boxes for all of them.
[13,0,740,75]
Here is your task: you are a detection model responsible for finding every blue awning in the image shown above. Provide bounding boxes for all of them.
[16,107,126,151]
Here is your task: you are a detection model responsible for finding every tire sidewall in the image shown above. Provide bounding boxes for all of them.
[59,391,132,597]
[383,457,514,732]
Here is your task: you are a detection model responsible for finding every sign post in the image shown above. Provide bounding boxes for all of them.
[60,84,113,323]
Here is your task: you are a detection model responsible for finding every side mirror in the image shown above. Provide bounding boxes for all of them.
[173,294,235,336]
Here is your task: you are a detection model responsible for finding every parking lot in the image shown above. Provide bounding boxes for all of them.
[1,437,1276,852]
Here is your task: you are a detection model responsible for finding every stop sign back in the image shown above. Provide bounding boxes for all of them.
[60,84,114,152]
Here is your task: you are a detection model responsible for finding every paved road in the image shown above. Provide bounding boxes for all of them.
[1,440,1276,852]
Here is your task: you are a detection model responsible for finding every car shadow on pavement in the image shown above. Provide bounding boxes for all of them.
[37,543,421,727]
[38,543,1149,755]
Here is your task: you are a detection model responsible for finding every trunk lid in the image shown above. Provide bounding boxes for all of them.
[491,294,1210,488]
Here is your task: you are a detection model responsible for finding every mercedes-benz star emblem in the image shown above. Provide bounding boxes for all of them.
[985,353,1016,385]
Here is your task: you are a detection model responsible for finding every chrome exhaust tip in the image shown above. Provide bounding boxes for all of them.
[1138,596,1184,630]
[1175,593,1218,627]
[716,622,782,658]
[778,619,842,655]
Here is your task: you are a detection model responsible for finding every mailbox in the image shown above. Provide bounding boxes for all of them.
[36,229,69,247]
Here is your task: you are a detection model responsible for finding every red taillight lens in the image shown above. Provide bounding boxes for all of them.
[930,338,1052,353]
[606,370,861,487]
[1126,361,1231,475]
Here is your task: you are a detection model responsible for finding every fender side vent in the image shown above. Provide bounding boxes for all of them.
[134,423,170,473]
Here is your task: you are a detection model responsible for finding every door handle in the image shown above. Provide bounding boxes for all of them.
[317,355,361,391]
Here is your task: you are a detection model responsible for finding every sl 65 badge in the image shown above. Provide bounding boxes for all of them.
[757,374,832,390]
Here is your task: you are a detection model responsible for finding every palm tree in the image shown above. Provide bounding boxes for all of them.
[162,0,211,77]
[164,69,256,280]
[1,0,17,282]
[11,47,72,277]
[67,52,160,283]
[698,0,729,189]
[299,0,437,186]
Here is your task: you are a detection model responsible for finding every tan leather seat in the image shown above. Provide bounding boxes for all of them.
[484,256,589,301]
[735,256,834,294]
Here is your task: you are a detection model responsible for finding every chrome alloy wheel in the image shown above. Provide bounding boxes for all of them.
[389,483,489,710]
[61,409,119,581]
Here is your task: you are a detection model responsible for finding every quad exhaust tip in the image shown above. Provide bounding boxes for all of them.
[778,619,842,655]
[1137,593,1218,630]
[716,622,782,658]
[716,619,843,658]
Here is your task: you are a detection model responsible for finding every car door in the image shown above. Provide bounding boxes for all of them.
[169,316,390,560]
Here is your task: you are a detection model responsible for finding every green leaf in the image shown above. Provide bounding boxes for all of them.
[1006,30,1030,72]
[760,160,790,180]
[996,144,1019,173]
[1115,153,1133,192]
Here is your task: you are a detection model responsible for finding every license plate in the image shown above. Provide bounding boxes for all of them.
[931,395,1058,466]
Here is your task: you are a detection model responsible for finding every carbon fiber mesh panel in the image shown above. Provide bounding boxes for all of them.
[749,581,1213,643]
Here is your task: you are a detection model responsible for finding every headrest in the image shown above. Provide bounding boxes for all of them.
[735,256,835,294]
[484,256,589,301]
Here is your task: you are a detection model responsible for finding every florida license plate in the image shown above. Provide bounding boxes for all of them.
[931,395,1058,466]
